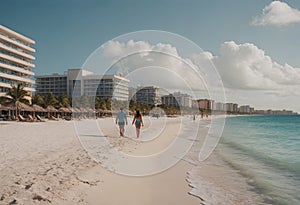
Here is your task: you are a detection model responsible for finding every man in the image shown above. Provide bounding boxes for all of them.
[116,108,127,137]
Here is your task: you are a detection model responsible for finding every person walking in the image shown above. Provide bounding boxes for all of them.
[116,108,127,137]
[132,110,144,138]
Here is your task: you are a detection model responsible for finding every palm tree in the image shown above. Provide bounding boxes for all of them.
[58,93,70,108]
[32,94,46,107]
[4,84,30,117]
[45,92,59,108]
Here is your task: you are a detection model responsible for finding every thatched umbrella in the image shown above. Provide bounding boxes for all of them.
[0,104,8,110]
[5,101,34,120]
[6,101,34,112]
[46,105,58,118]
[31,104,47,117]
[32,104,47,112]
[58,107,71,118]
[58,107,71,113]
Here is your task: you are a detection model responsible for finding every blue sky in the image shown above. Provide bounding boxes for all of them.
[1,0,300,112]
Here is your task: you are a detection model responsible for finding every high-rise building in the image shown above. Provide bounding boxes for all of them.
[239,105,251,114]
[215,102,226,111]
[35,69,129,101]
[35,73,67,97]
[195,99,214,110]
[135,86,160,105]
[0,25,35,99]
[161,92,192,107]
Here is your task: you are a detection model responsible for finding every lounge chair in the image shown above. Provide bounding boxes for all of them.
[18,114,26,122]
[49,115,58,121]
[36,115,45,122]
[27,115,35,122]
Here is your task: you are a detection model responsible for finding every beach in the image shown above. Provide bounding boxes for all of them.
[0,115,283,205]
[0,117,203,205]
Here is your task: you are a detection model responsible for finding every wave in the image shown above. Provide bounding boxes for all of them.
[218,140,300,205]
[220,138,300,177]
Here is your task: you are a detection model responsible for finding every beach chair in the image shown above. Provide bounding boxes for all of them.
[17,114,26,122]
[36,115,45,122]
[49,115,58,121]
[27,115,35,122]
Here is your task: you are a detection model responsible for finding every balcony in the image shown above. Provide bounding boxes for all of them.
[0,62,34,76]
[0,33,35,53]
[0,42,35,60]
[0,53,35,68]
[0,72,34,85]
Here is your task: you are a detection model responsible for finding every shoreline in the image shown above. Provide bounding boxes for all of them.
[0,115,272,204]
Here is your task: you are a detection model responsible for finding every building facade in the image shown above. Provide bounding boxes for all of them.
[215,102,226,111]
[0,25,35,99]
[161,92,192,108]
[35,73,67,97]
[135,86,160,105]
[239,105,251,114]
[35,69,129,101]
[194,99,214,110]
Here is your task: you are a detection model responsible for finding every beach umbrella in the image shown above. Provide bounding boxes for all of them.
[5,102,34,120]
[6,101,34,112]
[31,104,47,117]
[46,105,58,118]
[58,107,71,113]
[31,104,47,112]
[0,104,8,110]
[46,105,58,112]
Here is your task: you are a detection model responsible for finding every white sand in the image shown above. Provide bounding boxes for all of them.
[0,117,204,205]
[0,121,96,204]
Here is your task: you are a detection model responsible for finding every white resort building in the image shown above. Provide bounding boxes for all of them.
[36,69,129,101]
[0,25,35,99]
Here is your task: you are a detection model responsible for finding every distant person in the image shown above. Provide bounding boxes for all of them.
[116,108,127,137]
[132,110,144,138]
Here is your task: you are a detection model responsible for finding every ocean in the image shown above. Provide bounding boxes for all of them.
[188,115,300,205]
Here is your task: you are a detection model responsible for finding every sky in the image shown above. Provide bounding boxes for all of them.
[1,0,300,112]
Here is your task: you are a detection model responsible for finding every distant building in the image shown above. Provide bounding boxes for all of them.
[226,103,234,112]
[128,87,137,101]
[35,69,129,101]
[161,92,192,108]
[192,100,199,109]
[194,99,214,110]
[233,103,239,112]
[135,86,160,105]
[256,109,297,115]
[239,105,251,114]
[215,102,226,111]
[0,25,35,99]
[35,73,67,97]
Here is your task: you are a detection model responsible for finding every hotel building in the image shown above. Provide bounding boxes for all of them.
[35,69,129,101]
[226,103,239,113]
[239,105,251,114]
[135,86,160,106]
[161,92,192,108]
[193,99,215,110]
[0,25,35,99]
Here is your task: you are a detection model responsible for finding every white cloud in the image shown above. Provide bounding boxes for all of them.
[100,40,300,111]
[101,40,208,96]
[252,1,300,26]
[202,41,300,90]
[102,40,300,91]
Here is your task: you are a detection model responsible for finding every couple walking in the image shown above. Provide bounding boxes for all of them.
[115,108,144,138]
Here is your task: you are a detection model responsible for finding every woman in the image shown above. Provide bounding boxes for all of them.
[132,110,144,138]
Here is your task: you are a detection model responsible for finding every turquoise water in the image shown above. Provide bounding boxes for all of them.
[219,115,300,205]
